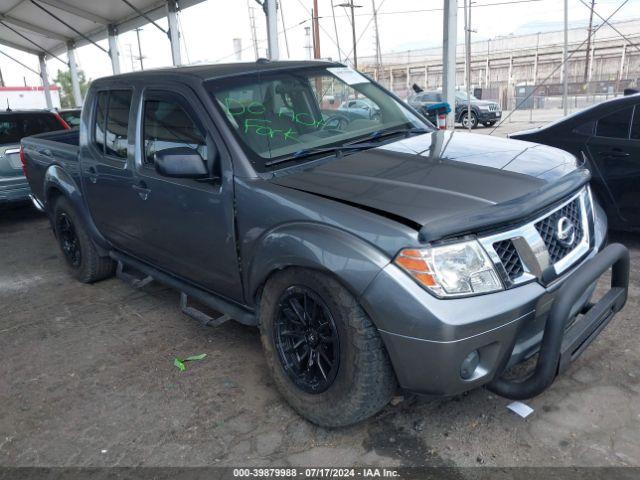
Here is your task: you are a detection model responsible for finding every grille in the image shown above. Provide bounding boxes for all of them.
[488,104,499,112]
[535,198,584,264]
[493,239,524,280]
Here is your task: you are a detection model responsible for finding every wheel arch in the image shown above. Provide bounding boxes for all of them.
[245,222,391,310]
[44,165,110,254]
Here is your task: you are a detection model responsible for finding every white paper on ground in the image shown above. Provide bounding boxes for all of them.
[507,401,534,418]
[326,67,370,85]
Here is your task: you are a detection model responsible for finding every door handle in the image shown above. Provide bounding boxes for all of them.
[132,181,151,200]
[87,166,98,184]
[599,149,630,158]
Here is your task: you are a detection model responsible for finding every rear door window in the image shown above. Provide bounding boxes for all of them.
[93,90,131,159]
[0,113,62,145]
[632,106,640,140]
[105,91,132,159]
[94,92,107,152]
[596,106,633,139]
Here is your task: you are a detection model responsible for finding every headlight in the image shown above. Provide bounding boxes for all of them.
[394,241,503,298]
[478,105,490,111]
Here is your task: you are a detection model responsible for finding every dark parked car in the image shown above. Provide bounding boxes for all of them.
[408,90,502,128]
[0,110,68,207]
[22,61,628,427]
[58,108,82,128]
[510,92,640,231]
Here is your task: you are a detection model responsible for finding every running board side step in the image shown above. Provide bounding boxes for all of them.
[116,261,154,289]
[180,293,231,327]
[110,251,257,327]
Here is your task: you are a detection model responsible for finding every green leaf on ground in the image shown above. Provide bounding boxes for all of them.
[185,353,207,362]
[173,358,186,371]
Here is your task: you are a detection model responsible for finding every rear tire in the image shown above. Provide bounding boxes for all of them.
[259,268,397,427]
[53,196,115,283]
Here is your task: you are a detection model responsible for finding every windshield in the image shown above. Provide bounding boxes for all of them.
[208,66,430,171]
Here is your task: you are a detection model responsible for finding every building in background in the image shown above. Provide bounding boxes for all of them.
[360,18,640,111]
[0,86,61,110]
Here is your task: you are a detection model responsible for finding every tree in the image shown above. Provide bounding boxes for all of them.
[54,69,90,108]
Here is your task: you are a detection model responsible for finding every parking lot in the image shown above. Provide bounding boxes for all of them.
[1,116,640,469]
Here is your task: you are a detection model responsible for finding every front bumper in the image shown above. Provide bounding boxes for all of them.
[477,110,501,122]
[361,208,627,397]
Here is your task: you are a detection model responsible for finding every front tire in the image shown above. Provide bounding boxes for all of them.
[460,111,478,129]
[259,268,397,427]
[53,197,115,283]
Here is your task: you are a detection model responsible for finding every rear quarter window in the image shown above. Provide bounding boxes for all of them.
[0,113,63,145]
[596,106,633,139]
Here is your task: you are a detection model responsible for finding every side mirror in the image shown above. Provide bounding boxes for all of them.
[154,147,208,179]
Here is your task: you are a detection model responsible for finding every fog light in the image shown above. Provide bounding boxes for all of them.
[460,350,480,380]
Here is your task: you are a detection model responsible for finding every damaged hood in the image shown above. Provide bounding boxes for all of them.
[270,130,581,232]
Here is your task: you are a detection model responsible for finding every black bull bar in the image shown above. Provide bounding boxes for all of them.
[488,243,630,400]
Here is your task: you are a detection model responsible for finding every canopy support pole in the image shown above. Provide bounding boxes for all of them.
[38,53,53,109]
[67,42,82,106]
[167,0,182,66]
[266,0,279,60]
[108,24,121,74]
[442,0,458,129]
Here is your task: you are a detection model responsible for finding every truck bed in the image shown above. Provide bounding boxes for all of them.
[21,129,81,205]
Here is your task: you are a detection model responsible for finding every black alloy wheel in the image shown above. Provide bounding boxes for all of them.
[273,286,340,394]
[56,211,81,268]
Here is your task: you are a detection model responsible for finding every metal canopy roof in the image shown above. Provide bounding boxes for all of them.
[0,0,204,58]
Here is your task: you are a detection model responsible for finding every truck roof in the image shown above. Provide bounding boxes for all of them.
[98,60,343,84]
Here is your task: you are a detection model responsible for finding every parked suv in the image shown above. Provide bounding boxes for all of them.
[408,90,502,128]
[22,61,628,427]
[1,110,68,207]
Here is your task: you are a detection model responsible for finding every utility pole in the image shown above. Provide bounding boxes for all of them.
[312,0,321,58]
[134,27,144,70]
[330,1,342,62]
[127,43,135,71]
[248,1,259,60]
[304,26,313,60]
[372,0,382,79]
[337,1,361,69]
[583,0,595,83]
[563,0,568,115]
[279,1,290,58]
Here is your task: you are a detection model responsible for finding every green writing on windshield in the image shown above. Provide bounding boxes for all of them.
[243,118,298,141]
[223,98,326,131]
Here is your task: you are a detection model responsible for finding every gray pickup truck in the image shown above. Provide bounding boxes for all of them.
[22,60,629,427]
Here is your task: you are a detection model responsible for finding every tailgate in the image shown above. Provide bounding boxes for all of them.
[0,144,25,178]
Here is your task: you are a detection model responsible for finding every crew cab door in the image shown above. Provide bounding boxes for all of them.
[586,103,640,226]
[129,86,242,301]
[82,89,141,249]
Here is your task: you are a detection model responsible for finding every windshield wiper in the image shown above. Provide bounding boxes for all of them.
[265,143,378,167]
[350,127,430,145]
